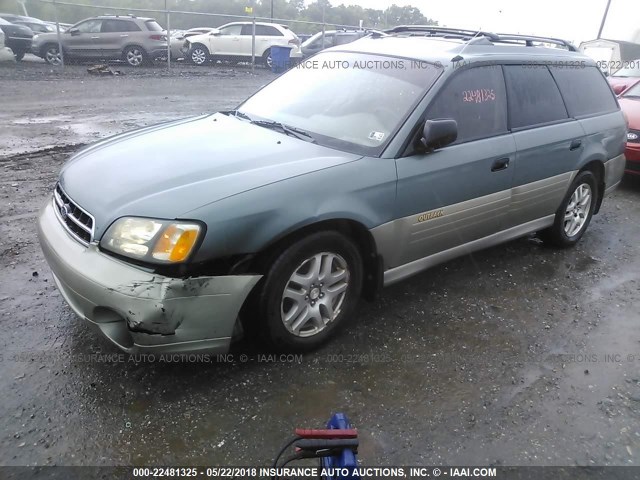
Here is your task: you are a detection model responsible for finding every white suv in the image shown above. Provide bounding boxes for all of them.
[183,22,302,66]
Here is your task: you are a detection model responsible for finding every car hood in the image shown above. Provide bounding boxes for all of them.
[619,97,640,128]
[0,23,33,37]
[59,114,362,238]
[608,77,640,95]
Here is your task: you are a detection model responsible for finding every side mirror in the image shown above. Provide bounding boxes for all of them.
[209,29,221,36]
[69,27,79,35]
[422,119,458,150]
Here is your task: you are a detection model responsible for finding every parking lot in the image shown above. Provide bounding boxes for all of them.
[1,60,640,468]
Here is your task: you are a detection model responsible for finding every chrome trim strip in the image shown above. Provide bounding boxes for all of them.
[52,184,96,245]
[383,215,555,286]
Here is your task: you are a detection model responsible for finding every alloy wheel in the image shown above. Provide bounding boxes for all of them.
[563,183,592,237]
[280,252,350,337]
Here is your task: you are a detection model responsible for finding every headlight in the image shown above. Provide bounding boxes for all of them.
[628,131,639,141]
[100,217,202,264]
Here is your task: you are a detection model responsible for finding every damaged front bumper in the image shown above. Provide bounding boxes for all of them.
[37,200,261,354]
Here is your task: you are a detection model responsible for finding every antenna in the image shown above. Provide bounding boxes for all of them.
[451,26,482,62]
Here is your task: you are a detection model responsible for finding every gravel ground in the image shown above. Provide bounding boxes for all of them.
[1,61,640,470]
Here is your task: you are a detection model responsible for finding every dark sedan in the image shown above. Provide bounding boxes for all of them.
[0,17,33,60]
[618,82,640,176]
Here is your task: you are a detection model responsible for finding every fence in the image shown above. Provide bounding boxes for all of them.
[32,0,368,72]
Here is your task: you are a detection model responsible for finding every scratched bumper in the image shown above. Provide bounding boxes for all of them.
[37,200,261,354]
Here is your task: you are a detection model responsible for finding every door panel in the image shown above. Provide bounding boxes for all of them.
[65,19,102,57]
[502,65,586,228]
[508,123,584,227]
[386,65,515,269]
[391,135,515,268]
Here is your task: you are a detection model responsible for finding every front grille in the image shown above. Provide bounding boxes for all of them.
[53,184,94,245]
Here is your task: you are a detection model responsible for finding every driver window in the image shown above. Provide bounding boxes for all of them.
[218,25,242,36]
[425,65,508,145]
[75,19,103,34]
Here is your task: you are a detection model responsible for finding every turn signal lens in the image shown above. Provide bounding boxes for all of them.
[152,224,201,262]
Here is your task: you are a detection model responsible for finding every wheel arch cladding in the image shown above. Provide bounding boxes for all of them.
[253,218,383,302]
[580,159,605,214]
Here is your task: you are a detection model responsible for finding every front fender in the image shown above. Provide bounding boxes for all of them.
[186,156,398,261]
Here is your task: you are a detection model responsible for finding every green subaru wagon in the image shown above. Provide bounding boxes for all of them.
[38,27,626,353]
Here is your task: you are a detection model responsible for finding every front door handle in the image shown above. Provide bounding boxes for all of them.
[570,139,582,151]
[91,36,99,39]
[491,157,510,172]
[120,34,129,38]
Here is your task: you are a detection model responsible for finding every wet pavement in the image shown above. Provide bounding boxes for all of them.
[1,62,640,468]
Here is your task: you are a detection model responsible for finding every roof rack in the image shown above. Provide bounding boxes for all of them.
[385,26,499,41]
[495,34,577,51]
[384,26,577,51]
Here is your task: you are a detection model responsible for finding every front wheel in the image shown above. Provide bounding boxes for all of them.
[43,44,62,65]
[188,44,209,65]
[539,170,598,247]
[14,50,25,61]
[255,231,363,351]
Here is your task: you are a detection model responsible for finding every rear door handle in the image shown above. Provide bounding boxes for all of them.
[491,158,510,172]
[570,139,582,151]
[91,36,99,39]
[120,34,129,38]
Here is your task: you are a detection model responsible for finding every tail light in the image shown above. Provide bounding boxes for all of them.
[150,34,166,41]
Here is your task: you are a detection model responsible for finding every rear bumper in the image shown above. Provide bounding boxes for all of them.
[38,199,261,354]
[624,143,640,176]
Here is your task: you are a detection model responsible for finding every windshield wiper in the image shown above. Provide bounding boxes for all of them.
[221,109,252,121]
[250,120,317,144]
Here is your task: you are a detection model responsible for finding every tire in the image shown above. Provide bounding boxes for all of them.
[254,231,363,352]
[539,170,598,248]
[188,44,209,66]
[262,48,272,68]
[14,50,25,61]
[42,44,62,66]
[123,46,147,67]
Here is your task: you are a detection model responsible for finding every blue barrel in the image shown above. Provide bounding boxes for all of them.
[271,45,292,73]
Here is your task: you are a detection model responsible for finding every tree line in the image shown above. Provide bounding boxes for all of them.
[10,0,437,33]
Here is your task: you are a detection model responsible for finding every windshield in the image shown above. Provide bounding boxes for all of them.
[238,52,441,155]
[622,82,640,98]
[613,60,640,77]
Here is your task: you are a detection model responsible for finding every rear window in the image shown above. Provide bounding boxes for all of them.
[503,65,568,129]
[550,66,619,117]
[145,20,163,32]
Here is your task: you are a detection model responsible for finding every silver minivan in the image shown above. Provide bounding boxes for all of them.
[38,27,626,354]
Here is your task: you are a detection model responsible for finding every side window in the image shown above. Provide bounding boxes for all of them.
[550,66,618,117]
[503,65,568,129]
[102,20,140,33]
[255,25,283,36]
[75,19,102,34]
[426,65,508,144]
[218,25,242,36]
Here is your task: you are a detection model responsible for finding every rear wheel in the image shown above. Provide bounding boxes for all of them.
[255,231,363,351]
[539,170,597,247]
[189,44,209,66]
[262,48,272,68]
[13,50,25,61]
[43,44,62,65]
[123,46,147,67]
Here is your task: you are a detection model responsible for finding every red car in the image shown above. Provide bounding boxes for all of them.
[608,60,640,95]
[618,82,640,176]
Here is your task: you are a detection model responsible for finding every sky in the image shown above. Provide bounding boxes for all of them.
[335,0,638,46]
